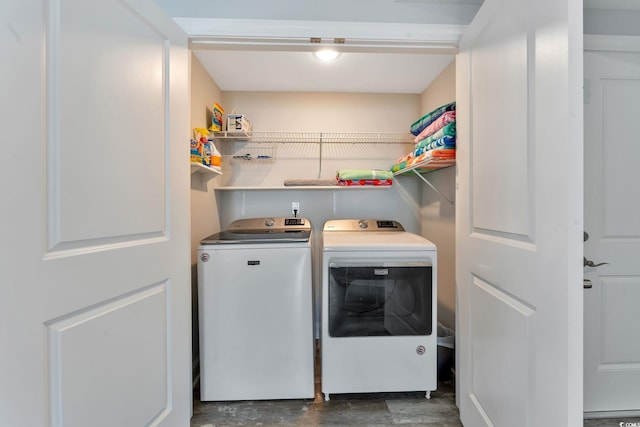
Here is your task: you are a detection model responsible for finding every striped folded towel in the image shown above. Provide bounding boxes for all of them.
[336,169,394,181]
[413,111,456,144]
[337,179,393,186]
[410,102,456,136]
[414,135,456,156]
[415,121,457,149]
[390,149,456,173]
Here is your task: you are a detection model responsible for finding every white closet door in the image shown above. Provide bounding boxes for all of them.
[456,0,583,425]
[0,0,191,426]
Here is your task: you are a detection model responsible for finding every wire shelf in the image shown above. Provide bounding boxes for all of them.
[212,131,414,145]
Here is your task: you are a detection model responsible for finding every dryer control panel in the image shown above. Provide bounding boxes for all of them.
[324,219,405,232]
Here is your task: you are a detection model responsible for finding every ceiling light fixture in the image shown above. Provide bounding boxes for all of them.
[312,48,341,62]
[311,37,344,62]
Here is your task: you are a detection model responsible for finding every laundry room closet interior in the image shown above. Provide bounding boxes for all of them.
[155,0,640,421]
[148,0,640,421]
[188,53,457,363]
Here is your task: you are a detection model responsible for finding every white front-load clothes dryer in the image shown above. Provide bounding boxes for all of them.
[198,217,314,401]
[321,219,437,401]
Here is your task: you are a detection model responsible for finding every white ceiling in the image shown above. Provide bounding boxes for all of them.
[153,0,485,94]
[192,50,456,94]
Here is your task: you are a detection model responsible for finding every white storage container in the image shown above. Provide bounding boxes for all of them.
[226,113,252,133]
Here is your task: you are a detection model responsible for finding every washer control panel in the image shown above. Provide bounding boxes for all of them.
[227,217,310,234]
[285,218,306,226]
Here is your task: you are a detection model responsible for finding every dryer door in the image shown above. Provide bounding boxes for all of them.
[328,262,433,337]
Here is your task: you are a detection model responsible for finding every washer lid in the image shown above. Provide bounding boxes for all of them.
[200,217,311,244]
[228,217,310,233]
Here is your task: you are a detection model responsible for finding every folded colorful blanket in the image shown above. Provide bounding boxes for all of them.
[336,169,394,181]
[416,148,456,159]
[415,121,457,149]
[396,134,456,163]
[391,161,409,173]
[395,153,412,164]
[337,179,393,186]
[390,149,456,173]
[410,102,456,136]
[414,135,456,156]
[414,111,456,144]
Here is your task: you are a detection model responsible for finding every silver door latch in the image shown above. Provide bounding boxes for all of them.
[583,257,609,268]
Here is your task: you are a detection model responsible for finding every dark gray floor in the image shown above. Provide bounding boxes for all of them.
[190,342,639,426]
[191,380,640,427]
[191,378,461,427]
[192,339,461,426]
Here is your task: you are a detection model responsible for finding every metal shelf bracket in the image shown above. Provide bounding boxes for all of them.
[411,169,454,207]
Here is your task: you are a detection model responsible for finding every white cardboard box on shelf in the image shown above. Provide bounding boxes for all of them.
[226,114,252,133]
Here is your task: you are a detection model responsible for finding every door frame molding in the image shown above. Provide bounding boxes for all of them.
[584,34,640,52]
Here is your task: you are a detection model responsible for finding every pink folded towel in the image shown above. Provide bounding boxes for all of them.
[414,111,456,144]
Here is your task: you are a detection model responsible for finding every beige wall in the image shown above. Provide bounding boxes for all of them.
[222,91,419,133]
[420,60,456,114]
[190,52,223,259]
[419,59,456,330]
[217,91,420,186]
[189,53,223,375]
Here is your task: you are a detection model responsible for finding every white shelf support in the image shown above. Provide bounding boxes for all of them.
[190,162,223,176]
[318,133,323,178]
[411,169,454,207]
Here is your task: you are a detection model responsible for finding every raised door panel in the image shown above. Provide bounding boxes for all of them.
[470,277,534,427]
[51,0,167,251]
[601,79,640,238]
[470,1,530,238]
[47,285,169,427]
[599,277,640,365]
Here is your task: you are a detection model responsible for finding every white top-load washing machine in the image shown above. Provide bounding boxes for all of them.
[198,217,315,401]
[321,219,437,401]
